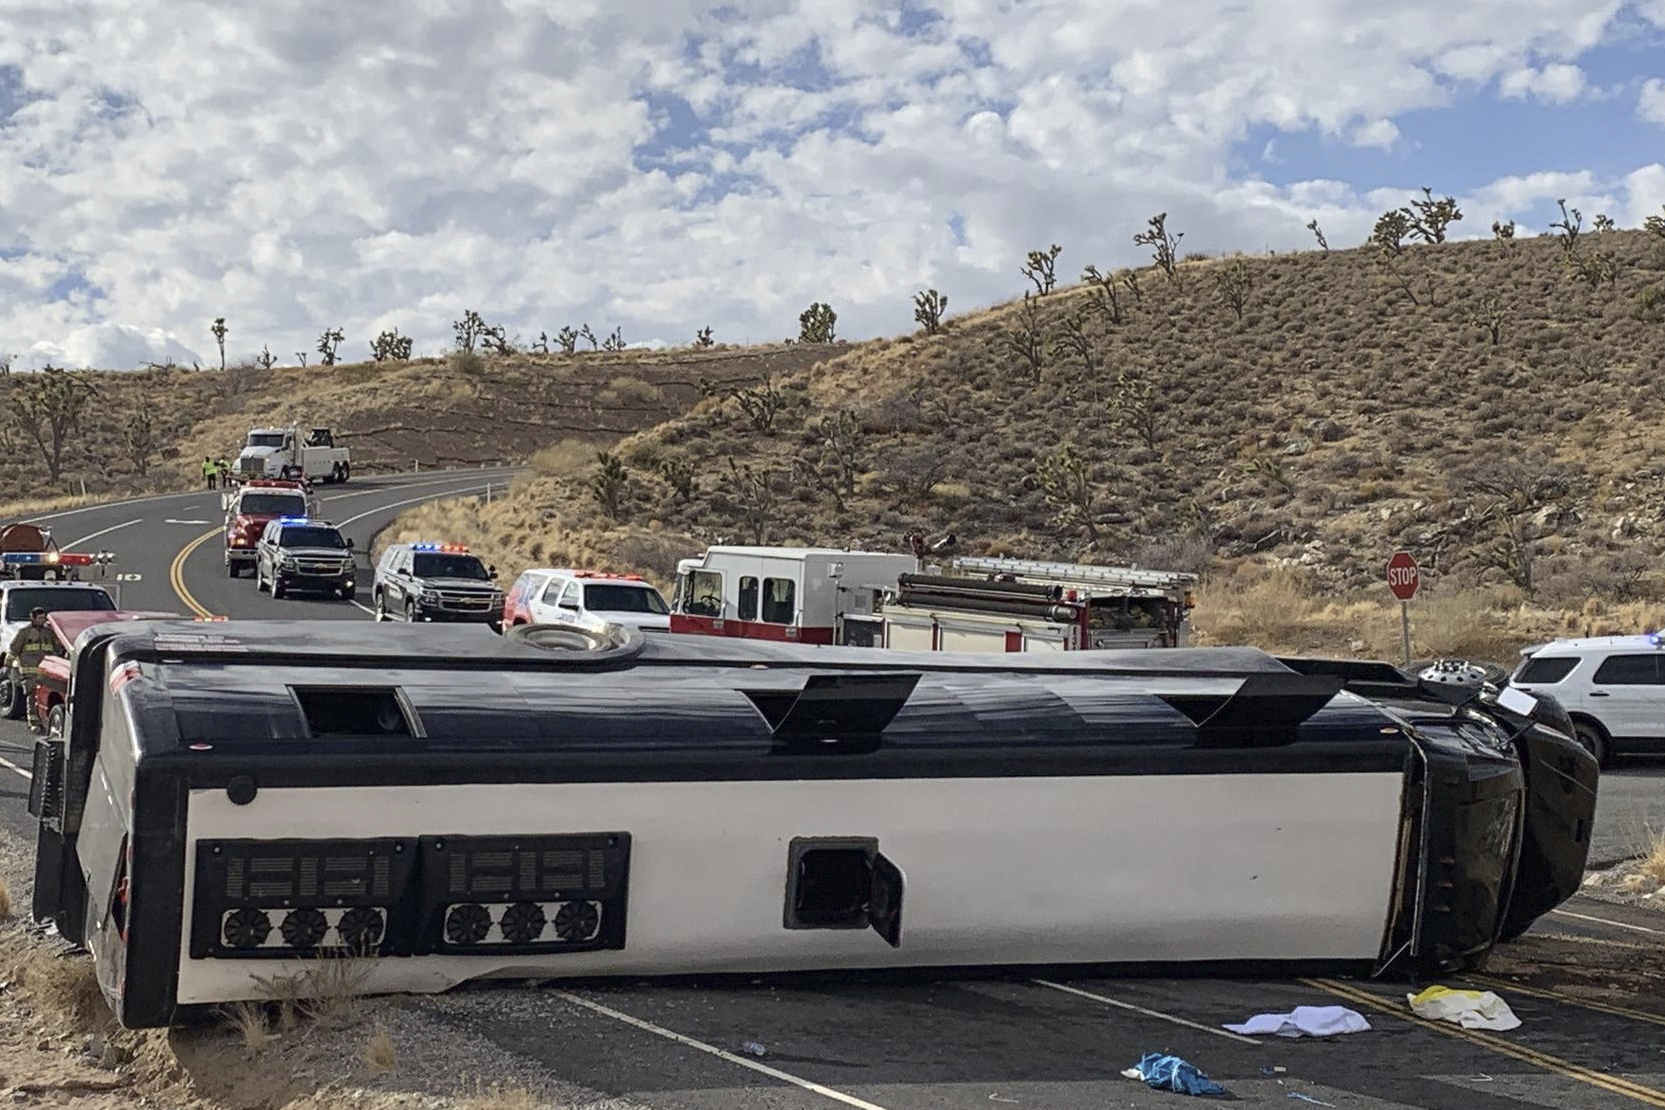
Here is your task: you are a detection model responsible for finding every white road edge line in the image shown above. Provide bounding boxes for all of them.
[63,518,143,549]
[1030,978,1263,1045]
[552,990,895,1110]
[349,600,377,618]
[333,482,498,528]
[1550,908,1659,935]
[0,754,34,781]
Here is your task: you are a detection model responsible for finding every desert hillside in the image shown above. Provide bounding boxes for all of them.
[0,344,838,516]
[386,224,1665,662]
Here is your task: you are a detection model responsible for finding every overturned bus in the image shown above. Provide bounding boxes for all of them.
[27,620,1597,1028]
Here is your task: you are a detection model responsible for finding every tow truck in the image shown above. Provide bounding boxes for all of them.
[231,425,351,484]
[223,479,317,578]
[0,523,110,581]
[668,546,1197,652]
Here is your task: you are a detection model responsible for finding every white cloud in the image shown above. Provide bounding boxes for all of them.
[1352,119,1401,149]
[20,324,202,371]
[0,0,1657,363]
[1640,78,1665,124]
[1499,63,1590,103]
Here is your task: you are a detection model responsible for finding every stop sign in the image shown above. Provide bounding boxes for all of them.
[1386,551,1419,601]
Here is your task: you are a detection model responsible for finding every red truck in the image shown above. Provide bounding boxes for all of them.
[222,479,316,578]
[31,609,180,735]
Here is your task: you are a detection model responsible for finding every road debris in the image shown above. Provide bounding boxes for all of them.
[1407,985,1521,1031]
[1225,1005,1370,1038]
[1127,1053,1231,1098]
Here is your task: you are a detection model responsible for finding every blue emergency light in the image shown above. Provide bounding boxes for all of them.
[412,542,469,553]
[277,517,310,525]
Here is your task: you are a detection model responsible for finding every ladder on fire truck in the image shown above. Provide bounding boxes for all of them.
[952,556,1195,592]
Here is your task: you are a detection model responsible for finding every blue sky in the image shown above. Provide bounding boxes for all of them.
[1,0,1663,369]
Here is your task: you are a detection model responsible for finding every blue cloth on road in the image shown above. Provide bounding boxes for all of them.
[1135,1052,1231,1097]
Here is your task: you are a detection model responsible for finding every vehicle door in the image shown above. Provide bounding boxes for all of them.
[1586,652,1665,741]
[526,576,570,624]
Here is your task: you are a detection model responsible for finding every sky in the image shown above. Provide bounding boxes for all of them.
[1,0,1664,371]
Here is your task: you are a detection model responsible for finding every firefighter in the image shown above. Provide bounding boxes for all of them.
[9,607,55,732]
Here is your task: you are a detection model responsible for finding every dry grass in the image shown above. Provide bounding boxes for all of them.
[251,955,374,1029]
[363,1025,397,1073]
[1620,828,1665,894]
[455,1082,562,1109]
[0,875,12,920]
[219,999,274,1052]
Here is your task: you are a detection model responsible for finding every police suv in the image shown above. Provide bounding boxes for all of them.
[253,518,357,600]
[371,542,502,625]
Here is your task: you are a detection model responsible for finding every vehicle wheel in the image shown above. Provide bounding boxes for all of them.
[405,599,419,623]
[373,592,387,621]
[1572,718,1611,767]
[47,702,65,739]
[0,668,23,720]
[272,579,287,600]
[340,582,356,600]
[340,462,350,483]
[255,565,268,592]
[227,560,240,578]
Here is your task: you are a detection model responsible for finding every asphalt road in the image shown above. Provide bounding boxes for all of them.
[0,474,1661,1109]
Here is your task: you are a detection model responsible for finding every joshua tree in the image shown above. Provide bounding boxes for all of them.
[316,327,344,366]
[1133,214,1183,284]
[1003,293,1046,377]
[912,289,948,334]
[256,344,277,370]
[122,406,156,476]
[1052,309,1097,375]
[589,450,631,520]
[1549,199,1582,255]
[1471,294,1507,346]
[1370,210,1411,257]
[371,329,413,361]
[1593,213,1616,233]
[1492,219,1516,240]
[1306,219,1329,251]
[798,302,837,343]
[210,317,228,371]
[1080,265,1124,325]
[1036,445,1100,542]
[556,326,578,354]
[602,327,625,352]
[1404,187,1462,244]
[1110,370,1159,449]
[1213,257,1254,322]
[9,364,95,482]
[695,326,714,348]
[1021,244,1062,295]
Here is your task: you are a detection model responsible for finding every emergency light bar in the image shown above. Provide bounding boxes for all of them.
[277,517,310,525]
[412,543,469,553]
[2,552,97,566]
[575,571,643,580]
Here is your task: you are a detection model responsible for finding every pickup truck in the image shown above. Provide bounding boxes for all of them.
[224,480,316,578]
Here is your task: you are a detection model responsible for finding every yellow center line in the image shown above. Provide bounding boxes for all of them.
[1467,974,1665,1030]
[169,527,223,619]
[1301,978,1665,1107]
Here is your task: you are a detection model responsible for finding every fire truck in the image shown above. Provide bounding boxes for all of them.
[668,547,1197,652]
[0,523,108,581]
[222,479,318,578]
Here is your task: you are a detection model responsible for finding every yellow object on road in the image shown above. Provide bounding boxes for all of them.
[1407,985,1522,1031]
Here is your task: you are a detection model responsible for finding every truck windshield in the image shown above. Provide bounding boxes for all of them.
[247,433,286,448]
[5,588,117,621]
[413,554,490,580]
[239,494,308,516]
[583,584,669,614]
[279,527,347,549]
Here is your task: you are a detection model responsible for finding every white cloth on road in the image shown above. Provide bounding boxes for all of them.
[1223,1005,1372,1037]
